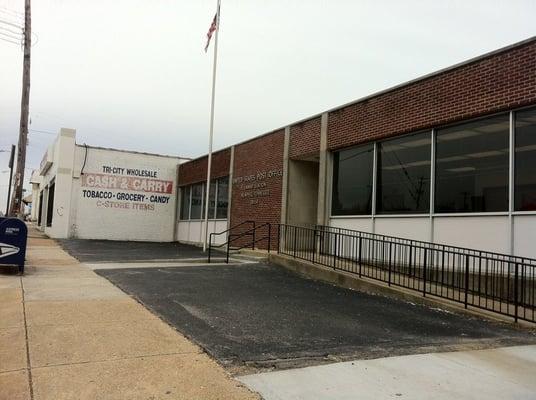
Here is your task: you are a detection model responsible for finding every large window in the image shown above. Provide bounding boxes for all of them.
[515,107,536,211]
[207,181,216,219]
[435,114,509,213]
[377,132,431,213]
[190,183,203,219]
[180,186,190,219]
[179,177,229,220]
[332,144,374,215]
[216,176,229,219]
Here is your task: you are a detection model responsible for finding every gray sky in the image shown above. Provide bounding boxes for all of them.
[1,0,535,210]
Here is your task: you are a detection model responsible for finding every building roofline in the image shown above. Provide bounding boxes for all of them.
[76,143,191,161]
[182,36,536,164]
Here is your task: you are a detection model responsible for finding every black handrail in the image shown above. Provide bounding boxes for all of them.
[208,220,254,263]
[314,224,535,266]
[208,221,272,263]
[277,223,536,323]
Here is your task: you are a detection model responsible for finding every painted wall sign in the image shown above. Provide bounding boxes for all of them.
[233,169,282,205]
[80,165,173,212]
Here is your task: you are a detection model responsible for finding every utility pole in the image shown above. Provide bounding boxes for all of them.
[10,0,31,217]
[6,144,16,216]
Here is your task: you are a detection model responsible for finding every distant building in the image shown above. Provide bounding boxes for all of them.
[32,129,188,241]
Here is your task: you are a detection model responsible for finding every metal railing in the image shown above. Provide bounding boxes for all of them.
[277,224,536,323]
[208,221,271,263]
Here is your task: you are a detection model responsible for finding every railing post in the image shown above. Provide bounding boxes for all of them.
[358,235,362,277]
[293,226,297,258]
[208,233,212,263]
[408,245,413,277]
[252,221,256,250]
[333,232,338,269]
[464,254,470,309]
[277,224,281,254]
[514,262,519,323]
[388,242,392,286]
[226,237,230,264]
[312,228,317,264]
[267,223,271,253]
[423,248,428,297]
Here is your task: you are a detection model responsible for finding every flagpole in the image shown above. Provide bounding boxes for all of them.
[203,0,221,252]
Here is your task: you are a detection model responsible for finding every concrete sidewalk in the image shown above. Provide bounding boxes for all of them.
[0,231,258,400]
[239,345,536,400]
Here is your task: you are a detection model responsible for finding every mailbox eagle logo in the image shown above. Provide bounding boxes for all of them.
[0,243,19,259]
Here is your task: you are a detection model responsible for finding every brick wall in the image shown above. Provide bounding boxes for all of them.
[289,116,321,159]
[230,130,285,249]
[178,148,230,186]
[327,40,536,150]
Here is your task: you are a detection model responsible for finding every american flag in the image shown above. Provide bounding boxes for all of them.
[204,12,218,52]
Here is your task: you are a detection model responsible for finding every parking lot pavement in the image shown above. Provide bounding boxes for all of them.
[58,238,208,263]
[238,344,536,400]
[96,262,536,371]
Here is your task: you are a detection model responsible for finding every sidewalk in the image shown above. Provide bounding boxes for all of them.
[0,229,259,400]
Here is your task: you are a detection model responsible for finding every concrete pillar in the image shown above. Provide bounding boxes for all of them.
[280,127,291,224]
[316,113,329,226]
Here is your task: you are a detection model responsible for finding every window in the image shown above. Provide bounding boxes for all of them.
[332,144,374,215]
[38,191,44,226]
[190,183,204,219]
[216,176,229,219]
[205,181,216,219]
[515,107,536,211]
[435,114,509,213]
[180,186,190,219]
[46,182,55,227]
[179,177,229,220]
[377,132,431,213]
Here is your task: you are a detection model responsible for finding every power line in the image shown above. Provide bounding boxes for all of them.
[0,18,22,29]
[0,24,22,36]
[0,36,19,45]
[0,31,21,42]
[29,129,56,135]
[0,6,23,18]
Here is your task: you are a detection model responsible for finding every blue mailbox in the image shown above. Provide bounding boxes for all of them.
[0,218,28,273]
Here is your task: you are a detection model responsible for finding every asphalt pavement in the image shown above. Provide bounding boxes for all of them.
[96,262,536,371]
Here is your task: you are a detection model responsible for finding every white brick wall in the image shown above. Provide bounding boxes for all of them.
[71,145,183,242]
[38,129,187,242]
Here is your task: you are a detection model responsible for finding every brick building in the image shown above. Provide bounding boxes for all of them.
[177,37,536,258]
[33,129,188,241]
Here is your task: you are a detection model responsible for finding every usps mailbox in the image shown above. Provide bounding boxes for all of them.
[0,218,27,273]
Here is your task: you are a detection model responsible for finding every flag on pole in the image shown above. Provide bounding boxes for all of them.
[204,12,217,52]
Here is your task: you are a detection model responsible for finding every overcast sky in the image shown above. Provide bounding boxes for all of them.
[0,0,535,210]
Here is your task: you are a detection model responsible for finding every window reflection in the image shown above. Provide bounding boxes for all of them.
[377,132,431,213]
[435,115,509,213]
[332,144,374,215]
[515,108,536,211]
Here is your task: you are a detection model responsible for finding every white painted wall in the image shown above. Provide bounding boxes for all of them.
[330,217,373,233]
[71,145,183,242]
[39,128,76,239]
[513,215,536,259]
[328,214,536,258]
[177,220,228,246]
[375,217,430,241]
[36,129,187,242]
[433,216,509,254]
